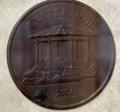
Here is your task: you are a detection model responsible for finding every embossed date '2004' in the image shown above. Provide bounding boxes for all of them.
[56,89,73,97]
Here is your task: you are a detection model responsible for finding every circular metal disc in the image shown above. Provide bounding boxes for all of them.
[7,0,115,110]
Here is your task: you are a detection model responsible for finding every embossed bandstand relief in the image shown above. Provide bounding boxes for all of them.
[23,24,97,85]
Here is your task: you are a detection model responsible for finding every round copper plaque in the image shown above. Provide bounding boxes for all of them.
[7,0,115,110]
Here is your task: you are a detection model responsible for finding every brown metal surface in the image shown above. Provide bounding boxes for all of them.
[7,0,115,110]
